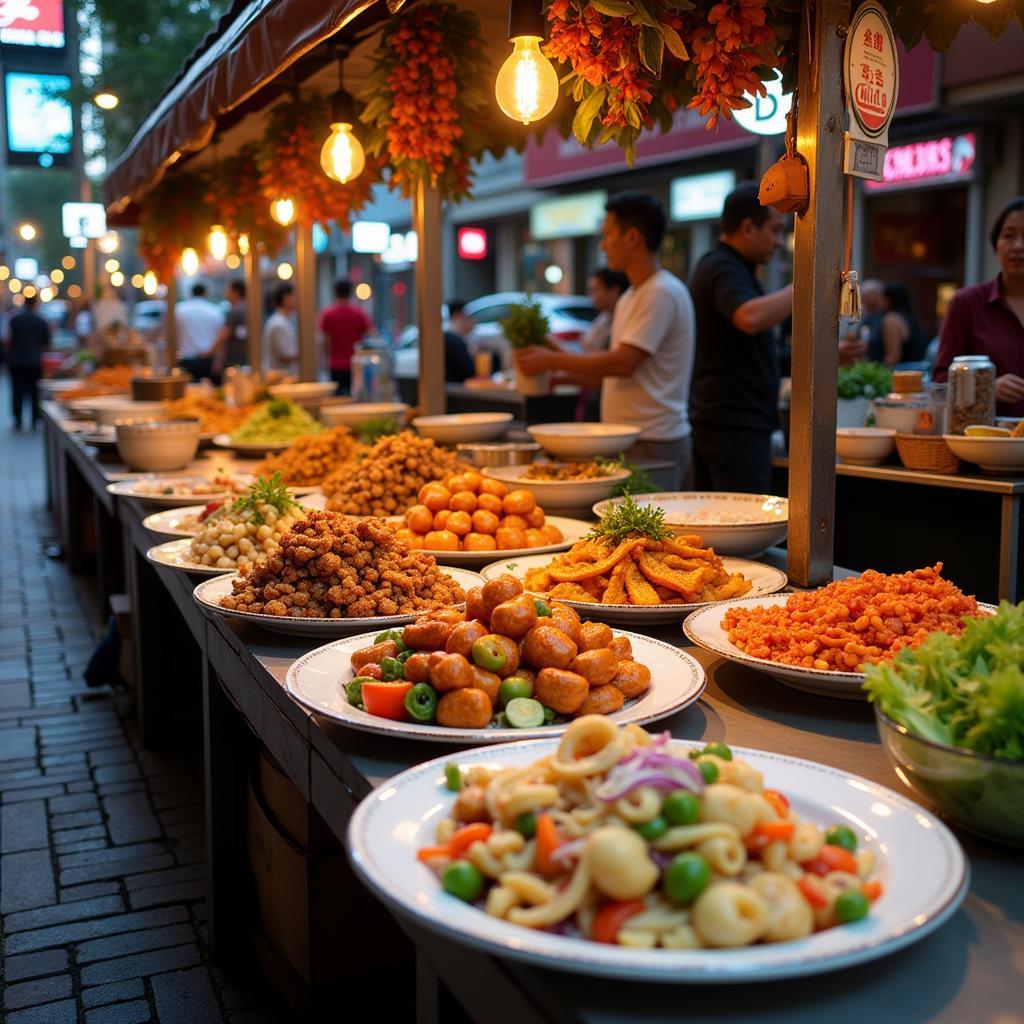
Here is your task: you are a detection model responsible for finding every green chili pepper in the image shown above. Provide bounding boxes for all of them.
[404,683,438,723]
[345,677,367,708]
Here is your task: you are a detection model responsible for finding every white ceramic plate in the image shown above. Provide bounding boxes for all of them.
[412,413,512,445]
[383,515,592,567]
[287,629,705,743]
[594,493,789,557]
[481,554,788,625]
[192,567,484,637]
[142,493,329,537]
[683,594,998,699]
[528,422,640,460]
[211,433,294,456]
[348,737,967,982]
[483,464,631,514]
[943,433,1024,472]
[107,476,255,506]
[146,538,242,576]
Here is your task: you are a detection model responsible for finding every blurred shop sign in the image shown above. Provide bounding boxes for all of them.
[865,133,976,192]
[352,221,391,253]
[61,202,106,239]
[733,74,791,136]
[457,227,488,260]
[14,257,38,280]
[0,0,65,48]
[671,170,736,221]
[531,191,607,240]
[381,231,418,268]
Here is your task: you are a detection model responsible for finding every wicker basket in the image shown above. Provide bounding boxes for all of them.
[894,433,961,473]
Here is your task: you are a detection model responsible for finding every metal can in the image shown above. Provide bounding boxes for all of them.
[947,355,996,435]
[351,343,397,402]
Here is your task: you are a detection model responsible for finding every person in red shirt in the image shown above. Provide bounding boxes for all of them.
[319,279,373,394]
[934,197,1024,417]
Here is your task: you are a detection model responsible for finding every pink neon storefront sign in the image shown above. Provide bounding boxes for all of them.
[865,133,976,191]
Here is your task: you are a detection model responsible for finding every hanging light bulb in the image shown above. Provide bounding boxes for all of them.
[143,271,158,296]
[180,247,200,276]
[237,233,250,256]
[320,69,366,184]
[208,224,228,261]
[495,1,559,126]
[270,197,296,227]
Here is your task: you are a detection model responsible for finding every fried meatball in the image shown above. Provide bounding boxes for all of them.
[402,619,456,651]
[574,684,626,717]
[469,665,501,705]
[452,784,488,823]
[465,587,489,626]
[569,648,620,687]
[548,602,582,644]
[578,621,615,651]
[522,624,578,670]
[608,635,634,661]
[490,595,539,639]
[403,651,440,683]
[446,619,489,657]
[534,668,589,715]
[481,574,523,613]
[430,653,475,692]
[472,634,520,677]
[437,687,493,729]
[610,660,651,699]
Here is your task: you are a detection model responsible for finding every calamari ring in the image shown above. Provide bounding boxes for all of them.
[552,715,625,780]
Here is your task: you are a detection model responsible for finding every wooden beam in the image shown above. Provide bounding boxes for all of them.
[788,0,849,587]
[413,178,445,416]
[294,225,318,380]
[164,276,178,368]
[244,249,263,370]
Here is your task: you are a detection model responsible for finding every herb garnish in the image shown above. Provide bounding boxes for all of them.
[355,416,400,444]
[595,453,657,497]
[587,493,669,543]
[230,472,297,526]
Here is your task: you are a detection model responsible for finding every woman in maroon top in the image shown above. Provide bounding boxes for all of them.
[934,197,1024,416]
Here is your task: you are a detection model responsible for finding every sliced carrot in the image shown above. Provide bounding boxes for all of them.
[592,900,647,944]
[535,813,564,876]
[746,819,796,852]
[763,789,790,818]
[862,880,884,902]
[416,845,451,862]
[798,873,828,908]
[447,823,492,858]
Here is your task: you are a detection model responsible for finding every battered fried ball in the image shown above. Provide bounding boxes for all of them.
[534,668,589,715]
[608,635,634,661]
[430,653,475,692]
[569,648,620,687]
[465,587,490,625]
[218,512,465,619]
[575,684,626,717]
[482,574,523,613]
[402,619,456,650]
[548,602,582,644]
[578,621,615,651]
[469,665,501,705]
[437,688,493,729]
[446,620,489,657]
[521,625,578,670]
[403,651,441,684]
[489,595,538,639]
[610,661,651,699]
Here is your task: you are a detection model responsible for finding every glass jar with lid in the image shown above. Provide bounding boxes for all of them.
[873,370,933,434]
[947,355,996,434]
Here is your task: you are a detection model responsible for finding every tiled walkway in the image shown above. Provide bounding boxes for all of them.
[0,397,290,1022]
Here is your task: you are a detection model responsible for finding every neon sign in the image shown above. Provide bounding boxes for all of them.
[865,133,976,191]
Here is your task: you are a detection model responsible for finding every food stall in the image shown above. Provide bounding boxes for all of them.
[36,0,1018,1018]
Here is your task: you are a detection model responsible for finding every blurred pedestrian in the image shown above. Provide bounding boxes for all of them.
[578,268,629,420]
[175,283,224,382]
[875,283,927,366]
[212,280,248,375]
[319,279,372,394]
[264,284,299,376]
[7,294,50,430]
[934,197,1024,416]
[689,182,791,493]
[515,192,695,488]
[444,300,476,383]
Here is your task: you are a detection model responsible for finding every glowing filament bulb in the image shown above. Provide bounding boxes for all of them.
[180,247,200,276]
[270,197,296,227]
[208,224,228,261]
[495,36,559,126]
[320,123,366,184]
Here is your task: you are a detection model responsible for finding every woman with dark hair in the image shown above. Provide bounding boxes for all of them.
[872,282,927,366]
[934,197,1024,415]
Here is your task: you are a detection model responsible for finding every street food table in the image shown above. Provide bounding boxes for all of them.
[40,402,1024,1023]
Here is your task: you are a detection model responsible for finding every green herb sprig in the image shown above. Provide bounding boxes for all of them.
[355,416,400,445]
[587,493,669,543]
[596,453,657,497]
[230,472,297,526]
[500,297,551,350]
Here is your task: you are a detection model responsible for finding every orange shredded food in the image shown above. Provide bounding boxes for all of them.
[721,565,978,673]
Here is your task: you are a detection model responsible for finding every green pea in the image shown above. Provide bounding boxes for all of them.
[515,812,537,839]
[375,629,405,649]
[441,860,484,903]
[380,656,404,681]
[344,677,365,709]
[834,888,870,923]
[688,748,702,761]
[444,763,461,792]
[825,825,857,853]
[698,760,719,784]
[663,790,700,826]
[663,852,711,905]
[533,599,552,617]
[499,676,533,707]
[634,816,668,841]
[397,649,413,665]
[702,742,732,761]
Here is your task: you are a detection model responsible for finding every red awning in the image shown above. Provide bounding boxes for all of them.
[102,0,380,220]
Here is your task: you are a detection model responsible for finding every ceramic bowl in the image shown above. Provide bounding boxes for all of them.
[835,427,896,465]
[412,413,512,445]
[527,423,640,459]
[115,418,201,472]
[455,443,541,468]
[483,463,631,514]
[88,398,165,427]
[942,434,1024,473]
[319,402,409,428]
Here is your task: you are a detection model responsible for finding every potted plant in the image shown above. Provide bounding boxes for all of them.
[837,362,893,428]
[501,298,552,396]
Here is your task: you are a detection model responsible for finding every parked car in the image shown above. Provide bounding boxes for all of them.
[393,292,598,378]
[131,300,167,341]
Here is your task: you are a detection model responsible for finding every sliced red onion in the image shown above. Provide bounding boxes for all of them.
[595,746,704,802]
[550,837,586,868]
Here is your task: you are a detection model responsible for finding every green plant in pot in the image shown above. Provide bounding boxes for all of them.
[837,362,893,428]
[501,298,552,396]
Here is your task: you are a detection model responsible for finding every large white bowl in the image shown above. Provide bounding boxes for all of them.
[412,413,512,445]
[943,433,1024,472]
[483,463,631,514]
[115,419,201,472]
[527,422,640,459]
[836,427,896,465]
[593,492,789,556]
[88,397,165,427]
[319,402,409,428]
[268,382,338,406]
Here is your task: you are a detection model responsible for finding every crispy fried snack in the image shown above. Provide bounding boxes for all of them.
[547,539,642,583]
[1013,419,1024,438]
[624,560,660,605]
[548,582,598,603]
[602,561,629,604]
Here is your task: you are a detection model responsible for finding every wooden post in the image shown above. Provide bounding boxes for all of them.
[413,177,445,415]
[295,224,318,380]
[164,277,178,369]
[788,0,848,587]
[244,248,263,369]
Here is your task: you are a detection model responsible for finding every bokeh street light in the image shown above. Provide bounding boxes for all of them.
[93,91,119,110]
[17,223,37,242]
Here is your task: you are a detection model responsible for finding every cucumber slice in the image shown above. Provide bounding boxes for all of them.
[505,697,545,729]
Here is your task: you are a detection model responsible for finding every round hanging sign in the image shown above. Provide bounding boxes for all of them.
[844,1,899,142]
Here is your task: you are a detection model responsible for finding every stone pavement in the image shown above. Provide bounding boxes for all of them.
[0,399,293,1022]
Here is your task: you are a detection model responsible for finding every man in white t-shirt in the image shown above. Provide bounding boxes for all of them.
[175,283,224,382]
[515,192,695,487]
[263,283,299,376]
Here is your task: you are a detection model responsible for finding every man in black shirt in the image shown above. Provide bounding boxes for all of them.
[444,300,476,383]
[689,183,792,492]
[7,295,50,430]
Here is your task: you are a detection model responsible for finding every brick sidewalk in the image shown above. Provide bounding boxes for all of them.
[0,397,291,1023]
